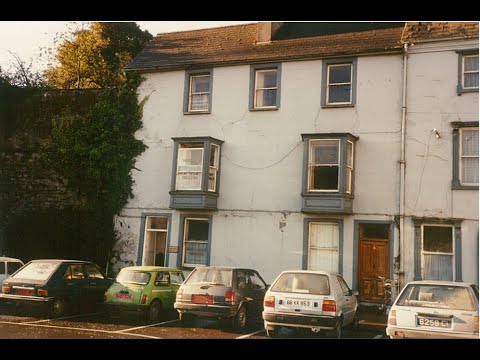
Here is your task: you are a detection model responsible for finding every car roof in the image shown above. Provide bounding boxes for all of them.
[28,259,94,264]
[120,266,182,272]
[278,270,339,276]
[405,280,476,287]
[0,257,23,263]
[191,266,258,271]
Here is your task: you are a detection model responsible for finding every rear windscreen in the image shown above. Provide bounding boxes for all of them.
[116,270,151,285]
[186,269,232,287]
[397,284,476,311]
[271,273,330,295]
[12,262,58,281]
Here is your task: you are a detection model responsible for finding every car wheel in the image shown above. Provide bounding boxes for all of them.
[350,312,359,330]
[266,326,279,338]
[51,298,67,317]
[179,312,193,325]
[233,305,247,330]
[331,316,343,338]
[147,300,161,322]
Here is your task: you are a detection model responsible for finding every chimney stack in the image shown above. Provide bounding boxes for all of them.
[256,22,283,43]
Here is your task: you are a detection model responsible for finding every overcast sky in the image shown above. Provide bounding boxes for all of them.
[0,21,255,73]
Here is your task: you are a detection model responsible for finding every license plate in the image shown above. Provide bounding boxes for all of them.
[114,293,133,300]
[286,298,311,308]
[417,316,451,328]
[15,289,33,296]
[192,294,213,304]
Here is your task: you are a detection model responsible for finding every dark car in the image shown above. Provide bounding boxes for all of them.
[174,266,268,329]
[0,259,113,317]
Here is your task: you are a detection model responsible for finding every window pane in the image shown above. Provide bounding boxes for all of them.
[147,216,167,230]
[255,89,277,107]
[191,76,209,93]
[347,142,353,167]
[256,70,277,88]
[312,166,338,190]
[0,262,5,275]
[312,140,338,165]
[7,262,22,274]
[184,242,208,265]
[178,148,203,167]
[208,167,217,192]
[423,254,453,281]
[190,94,209,111]
[423,226,453,253]
[464,56,479,71]
[210,145,219,167]
[329,65,351,84]
[309,249,338,272]
[346,169,352,193]
[328,84,351,103]
[461,130,479,156]
[464,73,479,88]
[186,219,209,241]
[13,262,58,281]
[308,223,339,273]
[310,223,339,249]
[176,173,202,190]
[360,224,390,239]
[462,158,479,184]
[85,264,104,279]
[271,273,330,295]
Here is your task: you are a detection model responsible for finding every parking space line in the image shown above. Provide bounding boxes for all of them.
[22,312,102,324]
[235,329,264,339]
[0,320,162,339]
[373,334,383,339]
[115,319,180,333]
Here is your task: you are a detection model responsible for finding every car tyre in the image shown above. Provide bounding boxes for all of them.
[179,312,193,325]
[266,326,279,338]
[147,300,161,322]
[331,316,343,338]
[233,305,248,330]
[51,298,67,317]
[350,312,359,330]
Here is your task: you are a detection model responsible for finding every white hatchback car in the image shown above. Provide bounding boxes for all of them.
[386,280,479,339]
[0,257,24,285]
[263,270,358,338]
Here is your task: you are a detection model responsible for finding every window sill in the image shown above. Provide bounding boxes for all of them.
[249,107,279,112]
[456,87,478,95]
[184,111,211,115]
[321,104,355,109]
[451,184,479,190]
[170,190,219,211]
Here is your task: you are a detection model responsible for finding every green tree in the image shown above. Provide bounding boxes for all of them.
[46,22,152,89]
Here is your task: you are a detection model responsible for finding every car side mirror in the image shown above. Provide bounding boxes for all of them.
[350,290,359,296]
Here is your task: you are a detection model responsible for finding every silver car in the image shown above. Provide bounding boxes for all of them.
[262,270,358,338]
[386,280,479,339]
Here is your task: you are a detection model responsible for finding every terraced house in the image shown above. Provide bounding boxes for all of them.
[115,22,479,307]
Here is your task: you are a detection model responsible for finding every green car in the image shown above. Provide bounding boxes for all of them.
[104,266,184,321]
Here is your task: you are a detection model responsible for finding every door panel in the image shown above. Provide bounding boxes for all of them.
[358,239,389,303]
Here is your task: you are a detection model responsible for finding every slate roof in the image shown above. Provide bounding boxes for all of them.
[126,22,479,72]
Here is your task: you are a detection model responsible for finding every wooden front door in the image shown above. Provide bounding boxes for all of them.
[358,224,390,303]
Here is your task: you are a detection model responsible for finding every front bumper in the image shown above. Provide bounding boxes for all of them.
[263,311,338,330]
[174,301,237,318]
[386,326,479,339]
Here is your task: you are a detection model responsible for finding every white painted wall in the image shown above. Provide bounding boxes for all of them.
[403,40,479,284]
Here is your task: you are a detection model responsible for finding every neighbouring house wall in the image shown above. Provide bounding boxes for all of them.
[115,54,405,283]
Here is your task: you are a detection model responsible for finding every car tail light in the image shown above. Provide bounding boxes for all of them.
[388,309,397,326]
[1,286,10,294]
[37,288,48,297]
[141,294,148,304]
[224,291,235,303]
[176,289,183,301]
[322,300,336,312]
[474,315,479,334]
[264,296,275,308]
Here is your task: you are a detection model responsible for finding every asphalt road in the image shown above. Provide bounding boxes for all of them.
[0,304,386,340]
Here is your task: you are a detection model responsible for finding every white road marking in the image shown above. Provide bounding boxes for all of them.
[116,318,180,333]
[235,329,264,339]
[22,312,102,324]
[373,334,383,339]
[0,320,162,339]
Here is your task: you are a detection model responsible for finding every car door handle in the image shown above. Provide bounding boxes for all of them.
[67,283,73,286]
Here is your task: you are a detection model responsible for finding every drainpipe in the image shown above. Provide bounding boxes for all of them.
[398,42,408,293]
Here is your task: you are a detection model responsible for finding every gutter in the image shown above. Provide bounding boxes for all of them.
[398,42,408,291]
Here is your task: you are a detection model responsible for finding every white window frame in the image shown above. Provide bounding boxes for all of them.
[462,54,479,90]
[459,127,479,186]
[254,68,278,109]
[421,224,455,281]
[346,140,354,194]
[175,146,204,191]
[143,216,168,266]
[182,218,209,268]
[208,144,220,192]
[326,63,353,105]
[307,222,339,272]
[188,74,210,112]
[308,139,340,192]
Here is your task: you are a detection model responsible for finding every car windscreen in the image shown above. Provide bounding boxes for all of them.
[116,270,151,285]
[186,269,232,287]
[396,284,476,311]
[271,273,330,295]
[12,262,59,281]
